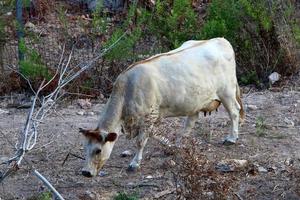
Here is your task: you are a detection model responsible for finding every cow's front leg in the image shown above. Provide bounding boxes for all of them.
[128,129,149,171]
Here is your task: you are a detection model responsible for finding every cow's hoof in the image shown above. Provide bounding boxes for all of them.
[222,140,236,146]
[222,136,238,145]
[127,164,139,173]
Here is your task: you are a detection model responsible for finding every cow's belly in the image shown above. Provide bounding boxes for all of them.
[158,91,219,117]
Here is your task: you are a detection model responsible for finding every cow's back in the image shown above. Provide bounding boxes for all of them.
[120,38,237,118]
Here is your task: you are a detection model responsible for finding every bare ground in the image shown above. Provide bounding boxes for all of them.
[0,82,300,199]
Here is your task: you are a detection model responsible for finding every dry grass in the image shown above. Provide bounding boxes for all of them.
[166,138,237,200]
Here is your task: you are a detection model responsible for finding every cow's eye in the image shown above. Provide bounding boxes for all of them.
[94,149,101,155]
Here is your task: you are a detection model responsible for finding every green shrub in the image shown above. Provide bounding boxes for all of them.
[88,0,299,85]
[92,0,200,61]
[19,39,50,80]
[95,2,147,61]
[149,0,199,48]
[113,192,138,200]
[27,191,52,200]
[200,0,299,85]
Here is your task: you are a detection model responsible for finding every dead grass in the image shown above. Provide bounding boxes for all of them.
[167,138,237,199]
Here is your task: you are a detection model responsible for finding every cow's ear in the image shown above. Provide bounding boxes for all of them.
[80,128,103,142]
[79,128,89,136]
[105,132,118,142]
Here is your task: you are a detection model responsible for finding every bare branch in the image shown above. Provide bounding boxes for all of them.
[33,170,65,200]
[0,30,128,183]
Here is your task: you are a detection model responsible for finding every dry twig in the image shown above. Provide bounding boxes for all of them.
[0,31,127,183]
[33,170,65,200]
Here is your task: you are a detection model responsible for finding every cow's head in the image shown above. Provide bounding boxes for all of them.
[79,128,118,177]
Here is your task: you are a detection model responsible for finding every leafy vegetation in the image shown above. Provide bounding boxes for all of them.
[91,0,299,85]
[19,38,50,80]
[27,191,52,200]
[255,116,267,137]
[200,0,299,85]
[149,0,199,48]
[113,192,139,200]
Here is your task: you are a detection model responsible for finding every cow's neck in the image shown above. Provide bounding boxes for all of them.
[97,94,123,133]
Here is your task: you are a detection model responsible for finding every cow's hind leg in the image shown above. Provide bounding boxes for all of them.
[220,94,241,145]
[176,114,198,145]
[184,114,199,135]
[128,123,149,172]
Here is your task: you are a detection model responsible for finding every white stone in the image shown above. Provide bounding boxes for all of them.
[87,111,95,116]
[25,22,36,29]
[76,111,85,116]
[258,166,268,173]
[0,109,9,115]
[284,117,294,127]
[77,99,92,109]
[268,72,281,84]
[247,105,258,111]
[120,150,133,157]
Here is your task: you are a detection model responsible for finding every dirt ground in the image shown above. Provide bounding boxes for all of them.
[0,76,300,199]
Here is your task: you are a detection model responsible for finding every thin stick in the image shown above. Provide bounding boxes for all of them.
[33,170,65,200]
[0,30,128,183]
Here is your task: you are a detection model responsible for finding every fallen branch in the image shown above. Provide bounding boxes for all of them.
[0,30,128,183]
[61,152,85,167]
[33,170,65,200]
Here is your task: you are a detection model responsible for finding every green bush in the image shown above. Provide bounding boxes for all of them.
[95,2,148,61]
[200,0,299,85]
[90,0,299,85]
[92,0,199,61]
[19,39,50,80]
[149,0,199,48]
[27,191,52,200]
[113,192,138,200]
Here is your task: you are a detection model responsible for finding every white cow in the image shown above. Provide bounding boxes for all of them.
[80,38,245,177]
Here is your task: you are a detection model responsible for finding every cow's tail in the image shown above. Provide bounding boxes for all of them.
[236,83,245,123]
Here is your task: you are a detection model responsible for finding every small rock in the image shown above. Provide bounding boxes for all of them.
[67,105,75,109]
[127,182,135,187]
[5,11,12,16]
[258,166,268,173]
[268,72,281,84]
[169,160,176,166]
[84,190,100,200]
[25,22,36,29]
[120,150,133,157]
[76,111,85,116]
[87,111,95,116]
[98,170,108,177]
[216,159,248,172]
[0,156,9,163]
[267,166,277,172]
[247,105,258,111]
[145,175,153,179]
[77,99,92,109]
[0,109,9,115]
[284,117,294,127]
[284,158,294,166]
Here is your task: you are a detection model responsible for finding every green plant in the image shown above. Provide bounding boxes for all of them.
[102,3,147,61]
[113,192,138,200]
[57,5,69,37]
[255,116,266,137]
[240,70,259,85]
[19,38,50,80]
[200,0,299,85]
[149,0,199,48]
[27,191,52,200]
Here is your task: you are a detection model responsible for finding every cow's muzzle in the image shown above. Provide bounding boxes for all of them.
[81,170,93,177]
